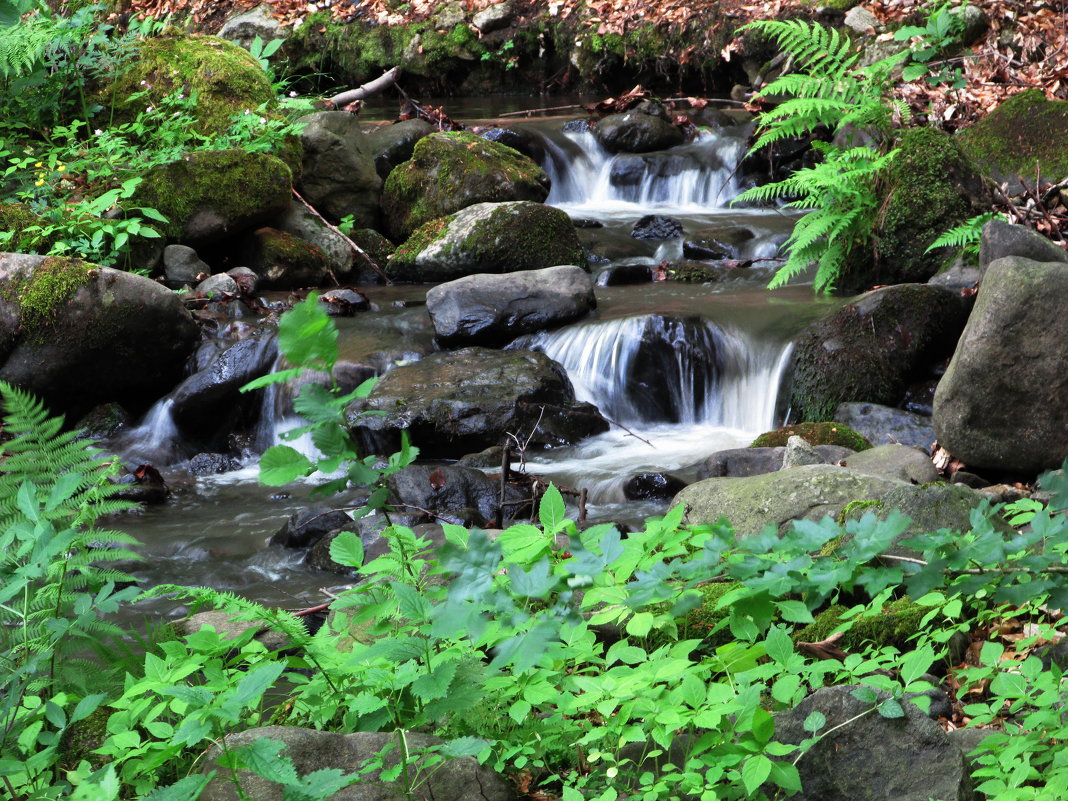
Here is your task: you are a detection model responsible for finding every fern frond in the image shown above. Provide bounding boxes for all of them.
[0,12,53,80]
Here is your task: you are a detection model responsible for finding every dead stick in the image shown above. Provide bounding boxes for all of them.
[497,443,511,528]
[600,414,654,447]
[292,601,332,618]
[325,66,400,109]
[578,487,588,526]
[292,188,392,286]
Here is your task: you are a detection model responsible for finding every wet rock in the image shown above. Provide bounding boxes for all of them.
[163,244,210,287]
[366,118,435,182]
[306,510,428,575]
[0,254,201,419]
[570,217,603,229]
[593,111,684,154]
[696,445,853,480]
[456,445,506,469]
[188,452,242,476]
[682,239,732,260]
[387,201,585,283]
[929,257,981,291]
[318,288,369,316]
[752,422,871,450]
[200,727,514,801]
[196,273,239,297]
[934,255,1068,473]
[426,265,595,346]
[75,403,131,441]
[843,444,939,485]
[835,402,936,452]
[949,470,991,489]
[111,468,169,505]
[241,227,331,289]
[381,131,549,241]
[227,266,259,295]
[596,263,654,286]
[980,219,1068,272]
[631,214,683,241]
[790,284,969,422]
[347,347,607,458]
[388,464,524,527]
[773,686,976,801]
[296,111,382,227]
[901,378,939,417]
[562,119,591,134]
[271,505,353,549]
[478,126,546,164]
[674,464,907,535]
[276,200,358,280]
[623,472,686,501]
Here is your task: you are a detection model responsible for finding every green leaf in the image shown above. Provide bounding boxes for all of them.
[765,625,795,664]
[539,483,567,534]
[277,292,338,372]
[750,707,775,745]
[259,445,315,486]
[899,642,934,686]
[626,611,655,637]
[441,736,490,758]
[802,710,826,733]
[851,686,878,705]
[768,761,802,794]
[775,599,815,623]
[741,755,773,795]
[989,671,1029,700]
[902,62,929,82]
[221,738,300,786]
[140,775,211,801]
[411,660,458,702]
[877,697,905,719]
[328,530,364,568]
[232,662,286,708]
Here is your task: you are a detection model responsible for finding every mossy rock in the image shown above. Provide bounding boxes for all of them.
[645,582,741,655]
[787,284,969,422]
[241,227,330,289]
[751,422,872,451]
[795,599,925,652]
[846,127,990,289]
[94,34,276,135]
[131,149,292,246]
[381,131,550,241]
[0,202,53,254]
[387,201,586,283]
[958,89,1068,189]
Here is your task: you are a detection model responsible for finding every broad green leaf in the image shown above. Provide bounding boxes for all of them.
[979,641,1005,668]
[220,738,299,786]
[328,530,364,568]
[232,662,286,708]
[141,775,211,801]
[539,483,567,534]
[899,642,934,686]
[626,611,655,637]
[803,710,826,733]
[769,760,802,794]
[851,686,878,705]
[750,707,775,745]
[765,625,794,664]
[441,736,490,758]
[877,697,905,719]
[772,674,802,704]
[411,660,457,702]
[775,599,815,623]
[741,755,773,796]
[259,445,315,485]
[989,671,1029,700]
[277,292,338,372]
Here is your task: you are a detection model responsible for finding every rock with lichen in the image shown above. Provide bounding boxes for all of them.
[381,131,550,241]
[240,227,331,289]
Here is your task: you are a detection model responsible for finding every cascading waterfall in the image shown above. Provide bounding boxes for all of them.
[542,128,746,212]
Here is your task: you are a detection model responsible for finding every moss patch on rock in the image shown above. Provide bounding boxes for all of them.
[958,89,1068,183]
[95,34,275,134]
[751,422,872,451]
[795,599,925,652]
[1,256,94,337]
[0,203,52,254]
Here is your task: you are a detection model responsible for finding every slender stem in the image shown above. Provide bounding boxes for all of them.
[793,707,876,766]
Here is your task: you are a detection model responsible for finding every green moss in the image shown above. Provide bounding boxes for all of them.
[958,89,1068,181]
[800,0,861,9]
[96,34,275,134]
[390,217,450,265]
[351,227,395,266]
[645,582,740,656]
[750,422,872,451]
[2,256,94,336]
[57,707,111,771]
[794,599,925,652]
[0,202,52,253]
[131,149,292,242]
[837,498,883,525]
[669,263,719,283]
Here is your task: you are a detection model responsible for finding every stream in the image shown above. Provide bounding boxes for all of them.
[108,103,834,617]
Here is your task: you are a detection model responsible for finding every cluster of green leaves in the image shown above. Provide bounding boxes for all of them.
[733,20,910,293]
[894,1,970,88]
[924,211,998,265]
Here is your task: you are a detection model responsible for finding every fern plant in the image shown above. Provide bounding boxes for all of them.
[0,1,54,80]
[734,19,911,293]
[925,211,998,265]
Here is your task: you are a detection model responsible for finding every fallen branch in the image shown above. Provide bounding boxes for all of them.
[600,414,655,448]
[498,96,748,119]
[324,66,400,109]
[292,188,392,286]
[879,553,1068,575]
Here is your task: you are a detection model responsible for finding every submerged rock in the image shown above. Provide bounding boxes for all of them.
[387,463,527,527]
[347,347,607,458]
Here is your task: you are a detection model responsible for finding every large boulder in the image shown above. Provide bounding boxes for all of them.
[695,445,854,480]
[131,149,292,247]
[773,686,976,801]
[593,111,685,154]
[789,284,969,422]
[834,401,936,452]
[347,347,607,458]
[673,464,907,535]
[933,255,1068,473]
[297,111,383,227]
[366,119,435,181]
[200,727,514,801]
[978,219,1068,272]
[958,89,1068,193]
[387,464,526,527]
[381,131,550,241]
[0,254,200,418]
[387,201,586,283]
[426,265,595,346]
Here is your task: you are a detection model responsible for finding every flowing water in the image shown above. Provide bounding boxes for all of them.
[108,105,829,615]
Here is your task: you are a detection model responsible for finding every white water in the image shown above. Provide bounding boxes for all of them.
[543,128,746,214]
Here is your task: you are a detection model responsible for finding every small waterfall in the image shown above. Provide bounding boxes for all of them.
[542,129,746,212]
[108,398,185,466]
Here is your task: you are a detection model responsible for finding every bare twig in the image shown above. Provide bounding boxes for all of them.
[291,188,392,285]
[599,414,655,448]
[879,553,1068,575]
[324,66,400,109]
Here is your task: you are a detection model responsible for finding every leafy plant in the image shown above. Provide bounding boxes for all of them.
[925,211,998,265]
[894,1,970,88]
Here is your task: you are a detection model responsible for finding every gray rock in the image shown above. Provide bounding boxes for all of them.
[631,214,683,241]
[979,219,1068,271]
[297,111,382,226]
[696,445,854,480]
[844,5,879,33]
[473,0,514,32]
[271,506,353,549]
[773,686,976,801]
[306,512,428,574]
[782,435,823,468]
[241,227,331,289]
[929,257,981,291]
[843,443,939,484]
[347,347,607,458]
[934,255,1068,473]
[948,727,997,764]
[387,201,586,283]
[673,464,907,535]
[0,254,200,418]
[188,452,242,476]
[365,119,435,182]
[318,289,369,316]
[835,402,936,452]
[276,200,356,278]
[200,727,513,801]
[178,610,291,652]
[593,111,684,154]
[426,265,595,346]
[196,273,239,297]
[218,4,283,49]
[479,126,546,165]
[163,244,210,286]
[388,463,528,527]
[227,266,259,295]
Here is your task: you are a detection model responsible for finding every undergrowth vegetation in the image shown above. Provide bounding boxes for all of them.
[1,298,1067,801]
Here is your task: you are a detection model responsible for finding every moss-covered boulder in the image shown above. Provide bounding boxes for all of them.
[346,347,608,458]
[0,253,200,418]
[387,201,586,283]
[842,128,990,289]
[0,203,53,254]
[296,111,382,227]
[959,89,1068,190]
[367,119,436,182]
[132,149,292,247]
[240,227,330,289]
[788,284,969,422]
[751,422,872,451]
[795,599,926,653]
[381,132,550,241]
[95,34,275,134]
